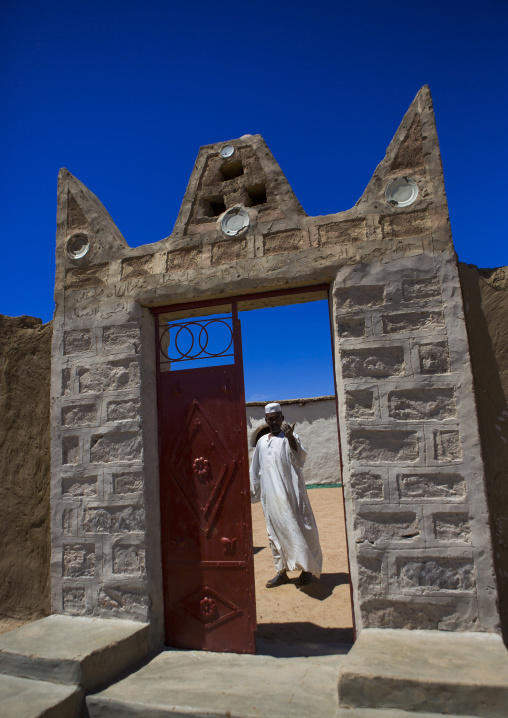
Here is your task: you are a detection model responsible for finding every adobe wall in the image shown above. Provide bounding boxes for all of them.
[246,397,341,486]
[459,264,508,640]
[0,315,52,625]
[49,85,501,641]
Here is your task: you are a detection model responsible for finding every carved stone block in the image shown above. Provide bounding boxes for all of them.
[102,325,140,352]
[263,230,303,255]
[65,264,109,289]
[380,209,432,239]
[335,285,384,310]
[418,342,451,375]
[112,543,146,575]
[62,476,97,497]
[78,360,140,394]
[62,587,87,615]
[397,472,465,500]
[112,472,144,494]
[90,431,142,463]
[355,511,419,544]
[62,436,79,465]
[83,505,145,533]
[433,513,471,542]
[350,429,419,463]
[318,219,367,246]
[336,317,365,338]
[97,585,149,615]
[211,239,247,266]
[121,255,153,280]
[357,555,383,593]
[63,544,95,578]
[402,277,441,301]
[350,472,384,501]
[61,403,97,426]
[64,329,92,355]
[382,311,444,334]
[346,389,375,418]
[166,247,202,271]
[397,557,475,592]
[388,388,456,421]
[107,399,141,422]
[342,346,404,378]
[433,430,462,461]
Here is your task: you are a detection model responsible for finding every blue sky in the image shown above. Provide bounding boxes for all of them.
[1,1,506,399]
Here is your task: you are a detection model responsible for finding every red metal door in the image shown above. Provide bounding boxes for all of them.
[156,308,256,653]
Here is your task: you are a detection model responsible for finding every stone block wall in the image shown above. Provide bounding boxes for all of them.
[332,252,499,632]
[50,302,163,638]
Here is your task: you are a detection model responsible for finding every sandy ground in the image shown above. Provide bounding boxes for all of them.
[252,487,354,656]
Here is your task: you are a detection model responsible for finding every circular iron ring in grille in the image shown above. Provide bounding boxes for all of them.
[160,319,234,362]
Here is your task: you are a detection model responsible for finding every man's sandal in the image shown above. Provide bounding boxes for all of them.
[266,571,290,588]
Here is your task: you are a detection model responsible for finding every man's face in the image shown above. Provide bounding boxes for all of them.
[265,411,283,434]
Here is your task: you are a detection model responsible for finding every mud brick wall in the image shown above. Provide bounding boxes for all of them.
[0,316,52,623]
[460,264,508,640]
[332,253,499,633]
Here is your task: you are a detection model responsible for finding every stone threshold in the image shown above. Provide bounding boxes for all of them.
[0,615,150,691]
[338,628,508,718]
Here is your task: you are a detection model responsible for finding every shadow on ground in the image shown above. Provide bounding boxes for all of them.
[256,621,353,658]
[296,571,350,601]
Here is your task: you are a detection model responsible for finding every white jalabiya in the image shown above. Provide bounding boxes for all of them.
[250,431,323,578]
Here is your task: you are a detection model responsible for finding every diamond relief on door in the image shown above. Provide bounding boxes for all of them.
[171,400,237,534]
[179,586,242,631]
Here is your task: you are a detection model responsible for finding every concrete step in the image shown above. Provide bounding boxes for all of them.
[0,614,150,691]
[338,709,479,718]
[0,673,82,718]
[338,629,508,718]
[87,649,347,718]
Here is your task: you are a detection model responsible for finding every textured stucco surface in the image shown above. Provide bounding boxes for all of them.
[0,315,52,623]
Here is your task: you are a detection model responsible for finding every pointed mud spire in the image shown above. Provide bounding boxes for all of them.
[356,85,452,249]
[171,134,305,239]
[56,169,129,267]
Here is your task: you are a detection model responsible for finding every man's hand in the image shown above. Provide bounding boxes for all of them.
[281,421,297,450]
[281,421,296,437]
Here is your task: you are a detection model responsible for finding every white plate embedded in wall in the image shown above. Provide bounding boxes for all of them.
[385,177,419,207]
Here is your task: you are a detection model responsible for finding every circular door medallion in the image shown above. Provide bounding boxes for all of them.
[385,177,419,207]
[220,207,250,236]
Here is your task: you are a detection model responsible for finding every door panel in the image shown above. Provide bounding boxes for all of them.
[159,340,256,653]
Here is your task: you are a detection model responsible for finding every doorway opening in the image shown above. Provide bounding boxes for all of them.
[239,295,354,658]
[153,287,354,657]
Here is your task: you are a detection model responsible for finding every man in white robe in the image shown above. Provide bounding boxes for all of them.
[250,402,323,587]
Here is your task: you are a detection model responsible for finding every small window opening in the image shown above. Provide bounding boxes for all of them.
[246,183,267,206]
[203,195,226,217]
[220,160,244,181]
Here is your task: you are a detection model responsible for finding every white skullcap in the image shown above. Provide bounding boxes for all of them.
[265,402,281,414]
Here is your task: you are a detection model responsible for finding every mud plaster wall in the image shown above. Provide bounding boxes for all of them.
[459,264,508,642]
[49,85,500,640]
[246,397,342,486]
[0,315,52,622]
